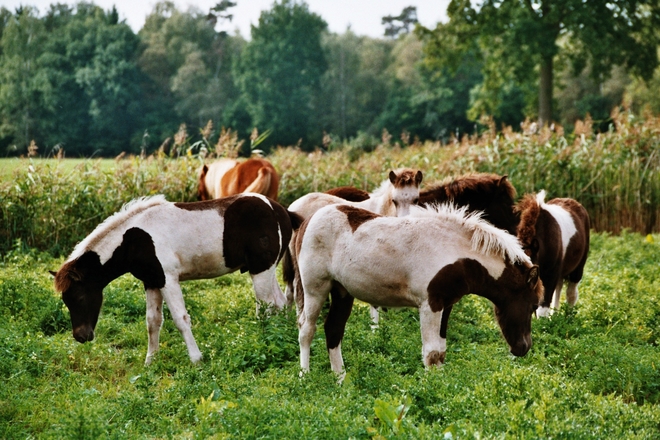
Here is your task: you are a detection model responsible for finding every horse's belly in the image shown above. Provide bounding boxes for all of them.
[176,251,232,281]
[338,275,419,308]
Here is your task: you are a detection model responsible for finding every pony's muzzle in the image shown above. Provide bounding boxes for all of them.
[73,327,95,343]
[509,337,531,357]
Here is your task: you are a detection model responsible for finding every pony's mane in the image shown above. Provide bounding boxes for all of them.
[514,190,544,248]
[410,203,530,264]
[69,195,169,260]
[370,178,394,198]
[422,173,517,201]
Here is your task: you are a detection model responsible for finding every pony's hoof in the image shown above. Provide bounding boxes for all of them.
[426,350,446,367]
[190,353,203,364]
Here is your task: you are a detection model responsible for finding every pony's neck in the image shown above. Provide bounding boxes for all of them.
[365,181,395,216]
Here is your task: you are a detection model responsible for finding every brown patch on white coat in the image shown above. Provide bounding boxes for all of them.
[198,158,280,201]
[53,194,302,365]
[295,203,542,377]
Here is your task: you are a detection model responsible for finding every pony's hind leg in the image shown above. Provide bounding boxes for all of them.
[325,284,354,378]
[145,288,164,365]
[550,278,564,311]
[566,281,579,305]
[161,279,203,363]
[299,280,331,373]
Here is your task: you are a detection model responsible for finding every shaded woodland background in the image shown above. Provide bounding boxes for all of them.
[1,0,659,157]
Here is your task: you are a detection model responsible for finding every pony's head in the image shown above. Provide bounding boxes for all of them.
[388,168,423,217]
[197,164,210,201]
[490,263,542,356]
[52,252,105,343]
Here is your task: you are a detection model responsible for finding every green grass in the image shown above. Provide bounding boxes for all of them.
[1,232,659,438]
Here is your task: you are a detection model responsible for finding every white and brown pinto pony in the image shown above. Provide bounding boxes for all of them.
[283,168,423,308]
[294,203,543,377]
[198,158,280,201]
[516,190,590,317]
[53,194,301,365]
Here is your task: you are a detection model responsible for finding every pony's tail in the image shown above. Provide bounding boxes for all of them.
[244,167,275,198]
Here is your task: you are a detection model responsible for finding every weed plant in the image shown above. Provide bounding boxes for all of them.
[1,109,659,255]
[0,232,659,438]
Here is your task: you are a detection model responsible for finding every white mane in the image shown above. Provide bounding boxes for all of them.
[69,195,169,261]
[409,203,530,264]
[370,178,393,198]
[536,189,547,205]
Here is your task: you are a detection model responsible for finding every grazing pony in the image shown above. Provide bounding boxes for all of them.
[294,203,542,376]
[418,173,520,336]
[283,168,423,306]
[515,190,590,317]
[198,158,280,201]
[52,194,302,364]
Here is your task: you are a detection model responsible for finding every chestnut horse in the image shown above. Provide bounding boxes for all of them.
[197,158,280,201]
[294,203,542,377]
[53,194,302,364]
[516,190,590,317]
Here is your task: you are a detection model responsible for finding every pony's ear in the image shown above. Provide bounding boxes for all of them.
[527,265,539,285]
[415,170,423,185]
[388,170,396,184]
[49,270,57,277]
[499,175,509,186]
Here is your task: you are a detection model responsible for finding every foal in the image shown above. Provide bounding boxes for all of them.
[53,194,301,364]
[294,203,542,376]
[516,190,590,316]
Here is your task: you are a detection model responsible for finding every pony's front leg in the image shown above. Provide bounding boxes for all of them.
[250,268,287,315]
[161,279,202,363]
[145,288,164,365]
[419,301,446,367]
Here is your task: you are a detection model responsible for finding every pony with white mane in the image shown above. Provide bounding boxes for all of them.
[293,203,542,377]
[52,194,301,365]
[283,168,423,307]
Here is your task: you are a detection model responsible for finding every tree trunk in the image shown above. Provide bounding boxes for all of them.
[538,55,553,126]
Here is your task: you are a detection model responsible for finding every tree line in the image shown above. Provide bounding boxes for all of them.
[1,0,659,157]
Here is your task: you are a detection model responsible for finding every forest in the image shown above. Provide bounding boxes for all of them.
[1,0,660,157]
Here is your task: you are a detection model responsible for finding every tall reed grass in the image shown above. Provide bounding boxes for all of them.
[1,109,658,255]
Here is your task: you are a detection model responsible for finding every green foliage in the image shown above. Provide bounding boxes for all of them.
[234,0,328,149]
[0,231,659,438]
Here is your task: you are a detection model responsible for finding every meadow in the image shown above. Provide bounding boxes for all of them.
[1,112,659,438]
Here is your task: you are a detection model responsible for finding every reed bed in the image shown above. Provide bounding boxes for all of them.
[1,109,658,255]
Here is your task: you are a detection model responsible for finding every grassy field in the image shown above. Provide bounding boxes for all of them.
[1,231,659,438]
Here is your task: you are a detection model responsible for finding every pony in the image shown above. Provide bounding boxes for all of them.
[418,172,520,337]
[52,194,302,365]
[282,168,423,307]
[294,203,543,377]
[515,190,590,317]
[197,158,280,201]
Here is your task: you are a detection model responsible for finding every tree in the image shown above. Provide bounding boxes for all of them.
[419,0,660,125]
[382,6,418,39]
[234,0,327,149]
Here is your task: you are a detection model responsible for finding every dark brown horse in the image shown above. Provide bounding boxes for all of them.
[515,190,590,316]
